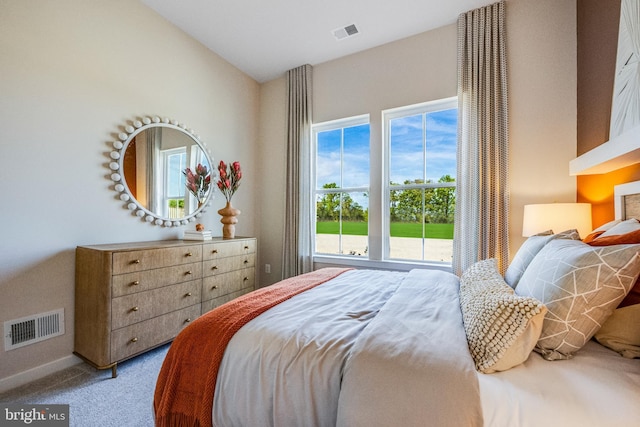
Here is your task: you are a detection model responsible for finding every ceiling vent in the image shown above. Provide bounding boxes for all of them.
[333,24,359,41]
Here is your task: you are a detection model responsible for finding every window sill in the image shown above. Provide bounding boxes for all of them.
[312,254,453,273]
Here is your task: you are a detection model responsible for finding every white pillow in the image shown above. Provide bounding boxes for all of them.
[599,218,640,238]
[515,239,640,360]
[460,259,547,373]
[591,219,622,233]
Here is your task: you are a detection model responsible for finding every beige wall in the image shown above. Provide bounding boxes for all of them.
[257,0,577,286]
[0,0,578,387]
[256,77,288,284]
[0,0,259,386]
[507,0,577,250]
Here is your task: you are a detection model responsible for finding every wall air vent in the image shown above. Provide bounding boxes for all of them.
[4,309,64,351]
[333,24,359,40]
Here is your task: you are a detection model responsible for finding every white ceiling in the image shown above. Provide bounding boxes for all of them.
[141,0,496,83]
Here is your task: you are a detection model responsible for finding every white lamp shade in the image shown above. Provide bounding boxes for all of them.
[522,203,592,238]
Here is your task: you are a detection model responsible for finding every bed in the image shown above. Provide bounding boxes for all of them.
[154,182,640,427]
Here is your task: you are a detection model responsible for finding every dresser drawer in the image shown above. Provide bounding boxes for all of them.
[112,262,202,297]
[111,280,201,330]
[202,268,255,301]
[112,245,202,274]
[75,238,257,375]
[202,287,254,314]
[202,239,256,260]
[202,253,255,277]
[111,304,201,362]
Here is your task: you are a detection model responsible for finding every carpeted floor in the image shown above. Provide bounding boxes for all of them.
[0,343,170,427]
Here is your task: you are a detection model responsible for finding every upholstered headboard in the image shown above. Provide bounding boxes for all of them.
[614,180,640,220]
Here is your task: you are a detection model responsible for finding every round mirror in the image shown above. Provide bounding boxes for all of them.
[108,116,214,227]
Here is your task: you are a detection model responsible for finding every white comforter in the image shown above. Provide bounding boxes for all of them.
[479,340,640,427]
[212,268,482,427]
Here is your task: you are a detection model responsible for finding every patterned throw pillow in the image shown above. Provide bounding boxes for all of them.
[460,259,547,373]
[515,239,640,360]
[504,229,580,288]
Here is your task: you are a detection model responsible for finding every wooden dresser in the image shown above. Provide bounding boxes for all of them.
[74,237,256,377]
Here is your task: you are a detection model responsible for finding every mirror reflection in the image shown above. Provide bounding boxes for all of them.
[122,126,211,220]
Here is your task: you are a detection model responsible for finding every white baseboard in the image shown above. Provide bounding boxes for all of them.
[0,354,82,394]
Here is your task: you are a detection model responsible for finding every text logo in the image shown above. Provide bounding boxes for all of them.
[1,405,69,427]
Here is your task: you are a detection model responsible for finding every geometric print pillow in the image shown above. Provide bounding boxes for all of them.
[504,229,580,289]
[515,239,640,360]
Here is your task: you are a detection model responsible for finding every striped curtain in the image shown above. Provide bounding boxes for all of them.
[453,1,510,275]
[282,64,314,279]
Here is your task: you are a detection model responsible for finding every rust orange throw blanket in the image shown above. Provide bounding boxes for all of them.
[154,267,351,427]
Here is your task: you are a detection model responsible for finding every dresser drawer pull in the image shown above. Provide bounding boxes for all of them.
[243,277,249,282]
[244,245,249,250]
[211,249,218,254]
[211,266,218,271]
[185,271,192,275]
[131,306,139,312]
[211,285,218,290]
[131,337,138,343]
[130,259,140,265]
[186,252,193,257]
[185,292,192,297]
[185,318,192,323]
[130,280,139,286]
[244,259,249,264]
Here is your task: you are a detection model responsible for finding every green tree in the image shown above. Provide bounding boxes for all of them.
[317,183,366,221]
[390,176,455,224]
[425,175,456,224]
[390,179,424,222]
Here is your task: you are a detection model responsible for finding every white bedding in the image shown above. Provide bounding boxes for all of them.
[211,268,640,427]
[213,268,481,426]
[213,269,404,426]
[479,340,640,427]
[336,269,482,427]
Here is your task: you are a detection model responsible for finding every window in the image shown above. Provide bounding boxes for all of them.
[313,116,370,257]
[163,148,187,219]
[311,97,457,267]
[385,97,457,263]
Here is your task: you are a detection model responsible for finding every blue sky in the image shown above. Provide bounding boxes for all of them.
[316,108,457,202]
[390,108,457,184]
[316,124,370,189]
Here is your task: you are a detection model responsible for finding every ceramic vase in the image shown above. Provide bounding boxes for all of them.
[218,201,240,239]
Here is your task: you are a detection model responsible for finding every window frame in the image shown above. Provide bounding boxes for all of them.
[312,114,370,258]
[382,97,458,264]
[311,96,457,272]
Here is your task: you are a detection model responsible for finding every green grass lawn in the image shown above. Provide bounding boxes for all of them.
[316,221,453,239]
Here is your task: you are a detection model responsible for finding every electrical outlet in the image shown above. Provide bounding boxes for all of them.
[265,264,271,274]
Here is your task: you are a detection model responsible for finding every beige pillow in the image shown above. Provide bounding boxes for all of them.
[504,230,580,288]
[515,239,640,360]
[460,259,547,373]
[593,304,640,358]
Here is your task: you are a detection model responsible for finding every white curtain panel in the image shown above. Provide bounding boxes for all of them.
[453,1,510,275]
[282,64,314,279]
